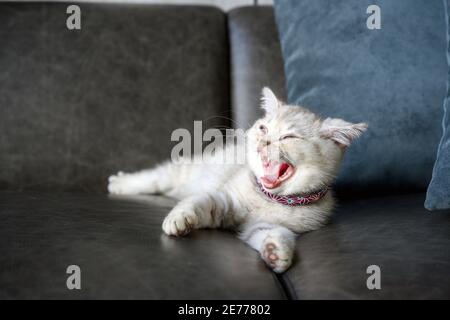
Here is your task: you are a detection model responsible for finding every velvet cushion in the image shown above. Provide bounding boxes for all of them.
[273,0,447,193]
[425,0,450,210]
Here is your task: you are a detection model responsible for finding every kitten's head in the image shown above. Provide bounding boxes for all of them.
[246,87,368,195]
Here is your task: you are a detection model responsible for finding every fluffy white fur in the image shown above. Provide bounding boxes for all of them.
[108,88,367,273]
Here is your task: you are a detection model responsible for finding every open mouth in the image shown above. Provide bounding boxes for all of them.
[259,160,295,189]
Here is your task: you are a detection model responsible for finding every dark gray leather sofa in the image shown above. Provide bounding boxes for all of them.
[0,3,449,300]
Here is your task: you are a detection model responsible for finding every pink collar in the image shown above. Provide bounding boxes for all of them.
[257,181,328,206]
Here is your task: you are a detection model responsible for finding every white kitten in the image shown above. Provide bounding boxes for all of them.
[108,88,367,273]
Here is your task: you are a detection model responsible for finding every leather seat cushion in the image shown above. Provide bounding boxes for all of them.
[1,191,449,299]
[0,191,283,299]
[283,193,450,299]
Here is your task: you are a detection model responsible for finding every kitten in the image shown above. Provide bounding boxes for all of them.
[108,87,367,273]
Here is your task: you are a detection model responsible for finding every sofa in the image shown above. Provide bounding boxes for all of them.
[0,2,449,300]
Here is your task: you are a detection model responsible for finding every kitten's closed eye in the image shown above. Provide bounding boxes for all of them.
[279,134,299,141]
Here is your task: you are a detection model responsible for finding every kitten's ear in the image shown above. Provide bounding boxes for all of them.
[320,118,368,147]
[261,87,280,116]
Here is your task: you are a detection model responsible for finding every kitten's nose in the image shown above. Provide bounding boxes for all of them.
[257,140,271,153]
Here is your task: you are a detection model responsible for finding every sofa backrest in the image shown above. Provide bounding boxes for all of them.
[228,6,287,129]
[0,3,230,192]
[1,3,429,195]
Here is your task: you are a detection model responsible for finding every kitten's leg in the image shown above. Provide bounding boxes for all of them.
[108,161,180,195]
[162,192,231,236]
[239,223,296,273]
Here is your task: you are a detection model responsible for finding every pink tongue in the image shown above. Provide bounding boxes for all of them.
[262,161,283,183]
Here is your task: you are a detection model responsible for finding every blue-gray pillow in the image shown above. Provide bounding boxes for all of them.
[273,0,447,192]
[425,0,450,210]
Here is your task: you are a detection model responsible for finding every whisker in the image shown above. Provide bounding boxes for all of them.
[202,115,241,127]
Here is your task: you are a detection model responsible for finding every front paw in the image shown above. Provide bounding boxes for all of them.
[162,206,199,237]
[261,236,293,273]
